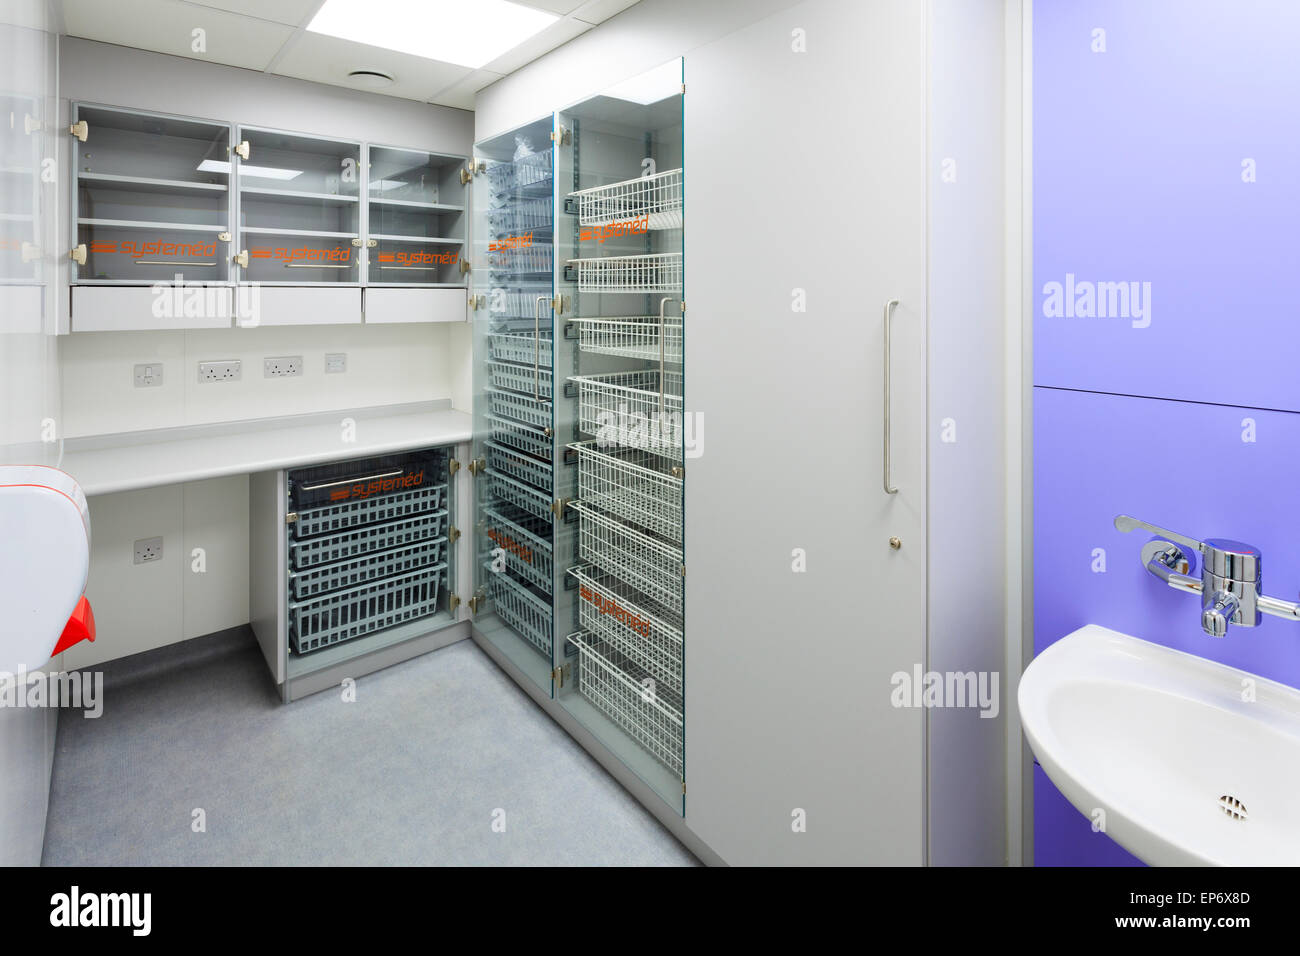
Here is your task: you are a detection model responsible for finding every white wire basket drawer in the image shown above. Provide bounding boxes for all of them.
[494,288,552,318]
[289,537,446,601]
[571,168,683,230]
[488,196,552,235]
[489,330,552,367]
[290,510,447,570]
[568,315,682,363]
[484,439,551,490]
[482,503,553,594]
[569,253,681,293]
[486,386,552,431]
[570,369,684,457]
[570,500,683,615]
[290,564,445,654]
[292,483,444,539]
[568,440,682,543]
[569,631,683,775]
[489,242,553,275]
[488,414,552,459]
[489,565,552,657]
[515,149,553,189]
[484,469,553,524]
[567,566,682,697]
[487,359,552,400]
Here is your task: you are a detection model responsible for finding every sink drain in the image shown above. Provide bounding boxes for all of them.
[1219,795,1248,820]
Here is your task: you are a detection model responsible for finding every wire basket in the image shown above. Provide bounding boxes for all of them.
[482,503,553,594]
[486,386,552,431]
[567,566,682,696]
[568,440,682,542]
[569,631,683,775]
[489,330,553,366]
[487,360,552,400]
[290,509,447,570]
[570,501,683,615]
[483,469,553,523]
[289,537,446,600]
[570,168,683,230]
[488,414,552,459]
[290,564,445,654]
[569,369,684,457]
[569,253,681,293]
[484,439,551,490]
[489,566,552,657]
[489,242,553,276]
[568,315,682,363]
[515,149,553,189]
[488,196,552,236]
[492,287,552,318]
[291,484,444,539]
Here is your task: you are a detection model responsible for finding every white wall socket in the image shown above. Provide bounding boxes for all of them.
[198,360,241,383]
[133,363,164,388]
[264,355,304,378]
[133,536,163,565]
[325,352,347,374]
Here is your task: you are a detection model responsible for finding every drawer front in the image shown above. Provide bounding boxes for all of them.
[71,285,232,332]
[364,288,465,324]
[249,287,361,326]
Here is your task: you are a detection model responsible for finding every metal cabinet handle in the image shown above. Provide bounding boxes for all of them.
[300,469,404,492]
[534,295,549,403]
[659,297,674,417]
[883,298,900,495]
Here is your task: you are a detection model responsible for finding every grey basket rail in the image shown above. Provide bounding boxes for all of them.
[289,537,447,601]
[290,509,447,570]
[567,565,682,697]
[483,468,552,523]
[290,563,446,654]
[488,565,552,657]
[488,414,552,459]
[482,503,553,594]
[569,630,683,776]
[487,359,553,400]
[486,385,551,431]
[484,439,552,490]
[291,483,446,539]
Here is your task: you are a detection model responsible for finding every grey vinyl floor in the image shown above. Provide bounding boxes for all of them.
[41,630,697,866]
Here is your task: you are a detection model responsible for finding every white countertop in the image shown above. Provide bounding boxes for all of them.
[58,404,472,496]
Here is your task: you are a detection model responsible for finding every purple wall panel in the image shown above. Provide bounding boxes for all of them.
[1033,0,1300,863]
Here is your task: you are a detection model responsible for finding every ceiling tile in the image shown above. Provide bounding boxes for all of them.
[180,0,323,27]
[61,0,296,71]
[481,16,590,75]
[272,31,470,103]
[513,0,587,14]
[573,0,641,26]
[428,68,505,111]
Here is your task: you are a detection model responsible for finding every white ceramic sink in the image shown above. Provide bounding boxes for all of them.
[1019,624,1300,866]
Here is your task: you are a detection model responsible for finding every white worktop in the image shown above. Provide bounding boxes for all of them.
[57,403,472,496]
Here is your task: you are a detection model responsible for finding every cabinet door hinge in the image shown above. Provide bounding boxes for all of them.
[449,593,461,611]
[552,663,572,687]
[551,294,566,314]
[448,525,461,543]
[68,120,88,142]
[467,457,486,476]
[467,590,486,614]
[233,140,250,161]
[69,243,86,266]
[550,126,571,145]
[448,458,461,475]
[670,465,685,478]
[232,250,249,269]
[459,259,472,275]
[351,237,364,247]
[550,498,570,518]
[680,563,686,577]
[218,231,232,243]
[285,511,298,525]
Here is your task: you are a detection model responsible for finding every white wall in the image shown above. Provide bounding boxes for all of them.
[474,0,800,140]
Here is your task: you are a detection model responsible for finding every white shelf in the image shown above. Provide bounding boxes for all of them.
[369,197,463,212]
[240,186,359,204]
[79,172,228,195]
[77,217,228,232]
[369,233,462,244]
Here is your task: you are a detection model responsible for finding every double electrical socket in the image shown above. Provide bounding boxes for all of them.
[264,355,303,378]
[198,359,241,383]
[133,536,163,565]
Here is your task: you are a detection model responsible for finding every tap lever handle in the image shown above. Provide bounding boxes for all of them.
[1114,514,1205,554]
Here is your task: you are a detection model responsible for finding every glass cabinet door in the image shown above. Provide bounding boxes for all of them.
[71,104,233,283]
[234,126,360,284]
[0,93,41,286]
[468,116,557,698]
[553,60,686,814]
[365,145,467,286]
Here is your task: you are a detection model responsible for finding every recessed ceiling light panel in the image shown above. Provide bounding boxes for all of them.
[308,0,559,69]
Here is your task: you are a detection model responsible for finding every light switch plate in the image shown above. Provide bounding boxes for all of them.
[325,353,347,374]
[133,363,163,388]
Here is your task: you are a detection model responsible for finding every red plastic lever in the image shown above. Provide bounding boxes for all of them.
[52,596,95,657]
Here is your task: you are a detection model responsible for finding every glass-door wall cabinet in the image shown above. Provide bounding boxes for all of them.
[234,125,361,285]
[70,103,233,283]
[366,145,467,287]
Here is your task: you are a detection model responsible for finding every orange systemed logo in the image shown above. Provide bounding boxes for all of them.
[489,232,532,252]
[579,583,651,637]
[580,216,648,243]
[376,249,458,265]
[487,527,533,565]
[91,239,219,258]
[249,246,352,263]
[328,470,424,502]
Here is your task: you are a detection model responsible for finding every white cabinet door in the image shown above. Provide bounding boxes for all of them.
[683,0,928,865]
[71,286,232,332]
[364,288,465,324]
[247,287,361,326]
